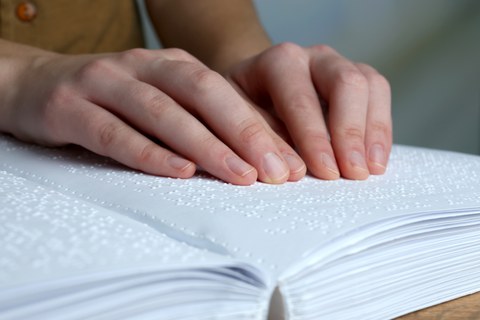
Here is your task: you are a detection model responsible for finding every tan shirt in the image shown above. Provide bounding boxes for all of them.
[0,0,144,54]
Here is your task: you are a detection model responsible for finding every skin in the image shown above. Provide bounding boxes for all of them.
[0,0,392,185]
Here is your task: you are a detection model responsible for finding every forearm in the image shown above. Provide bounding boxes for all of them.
[145,0,271,73]
[0,39,59,133]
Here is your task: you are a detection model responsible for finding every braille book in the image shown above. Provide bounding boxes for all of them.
[1,133,479,320]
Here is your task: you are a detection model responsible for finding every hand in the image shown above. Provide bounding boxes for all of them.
[3,47,307,185]
[226,42,392,180]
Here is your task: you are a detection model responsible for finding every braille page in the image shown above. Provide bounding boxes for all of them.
[0,168,267,320]
[1,135,480,279]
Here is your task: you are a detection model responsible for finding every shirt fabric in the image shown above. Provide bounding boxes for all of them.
[0,0,144,54]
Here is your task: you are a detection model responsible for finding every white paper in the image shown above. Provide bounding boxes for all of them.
[2,134,480,319]
[0,166,266,320]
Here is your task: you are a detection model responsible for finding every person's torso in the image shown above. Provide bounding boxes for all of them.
[0,0,144,54]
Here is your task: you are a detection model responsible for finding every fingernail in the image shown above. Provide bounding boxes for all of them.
[263,152,289,183]
[350,151,368,171]
[282,153,306,174]
[321,153,340,176]
[225,156,255,177]
[168,155,193,171]
[369,144,386,168]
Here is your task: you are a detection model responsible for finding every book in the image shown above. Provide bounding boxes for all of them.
[1,133,479,320]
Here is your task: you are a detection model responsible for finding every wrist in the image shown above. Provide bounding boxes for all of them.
[0,40,60,133]
[210,36,271,75]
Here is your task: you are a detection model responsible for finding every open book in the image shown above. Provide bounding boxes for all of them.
[1,133,480,320]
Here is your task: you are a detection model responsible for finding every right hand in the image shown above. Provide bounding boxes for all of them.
[2,47,306,185]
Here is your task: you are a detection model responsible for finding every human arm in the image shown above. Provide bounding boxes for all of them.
[146,0,392,180]
[0,0,391,185]
[0,38,298,185]
[145,0,271,73]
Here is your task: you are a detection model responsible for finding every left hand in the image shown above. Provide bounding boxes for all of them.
[226,42,392,181]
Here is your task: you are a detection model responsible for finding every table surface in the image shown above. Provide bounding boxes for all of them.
[397,292,480,319]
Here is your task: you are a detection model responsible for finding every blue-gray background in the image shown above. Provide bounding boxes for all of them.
[138,0,480,155]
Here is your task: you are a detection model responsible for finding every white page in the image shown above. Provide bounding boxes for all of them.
[1,135,480,280]
[0,167,267,319]
[0,169,254,287]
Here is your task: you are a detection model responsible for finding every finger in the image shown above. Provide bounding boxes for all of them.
[227,79,306,180]
[113,48,202,69]
[269,131,307,182]
[250,102,307,181]
[309,45,370,180]
[356,63,392,174]
[257,43,340,180]
[140,59,291,184]
[226,78,292,144]
[83,78,258,186]
[57,98,196,179]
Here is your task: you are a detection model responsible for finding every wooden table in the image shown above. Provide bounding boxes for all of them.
[398,292,480,319]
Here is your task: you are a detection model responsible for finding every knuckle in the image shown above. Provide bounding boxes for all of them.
[75,59,114,84]
[295,128,331,151]
[370,73,391,93]
[303,128,331,143]
[197,133,222,153]
[273,42,303,57]
[165,48,195,62]
[135,143,158,165]
[259,42,308,75]
[45,84,72,108]
[337,126,365,142]
[356,63,391,92]
[336,68,368,90]
[287,93,319,113]
[310,44,335,55]
[97,122,123,150]
[42,85,73,128]
[268,42,309,66]
[189,67,224,94]
[238,119,266,145]
[121,48,152,61]
[369,120,392,139]
[144,94,172,122]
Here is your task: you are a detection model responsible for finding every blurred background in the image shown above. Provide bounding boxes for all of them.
[138,0,480,155]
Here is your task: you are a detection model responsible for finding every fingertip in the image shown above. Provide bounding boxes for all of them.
[338,150,370,180]
[282,152,307,182]
[157,154,195,179]
[342,167,370,180]
[260,173,290,184]
[174,163,197,179]
[310,169,340,181]
[306,152,340,181]
[229,169,258,186]
[133,154,196,179]
[288,170,306,182]
[368,162,386,175]
[258,152,290,184]
[367,143,388,175]
[320,153,340,180]
[224,156,258,185]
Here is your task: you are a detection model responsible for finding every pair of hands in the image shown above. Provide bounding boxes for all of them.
[6,43,391,185]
